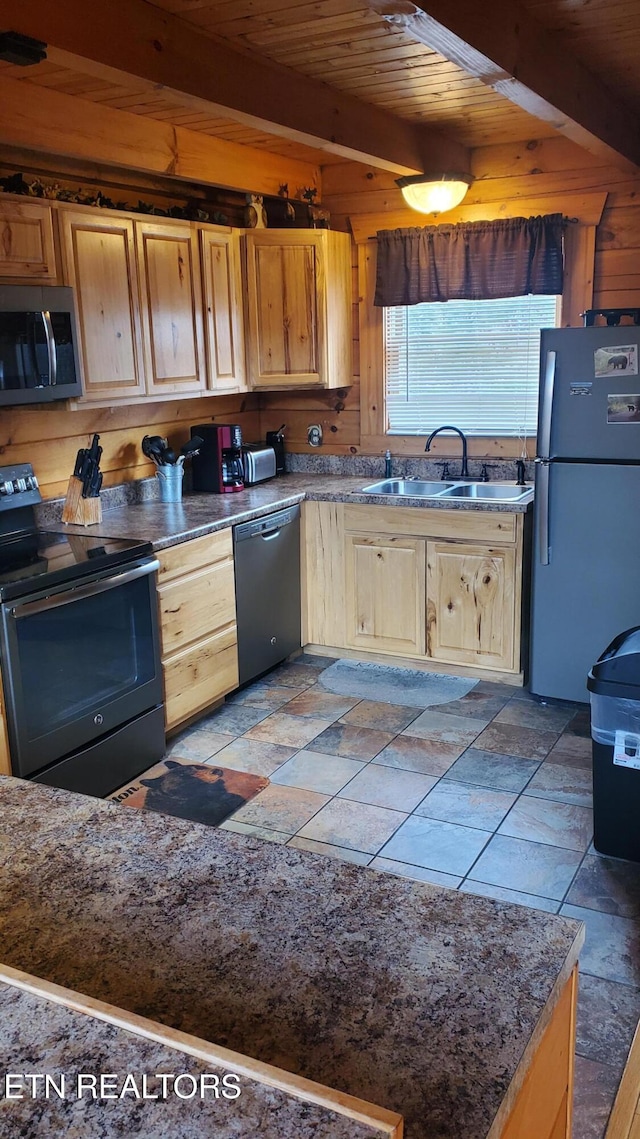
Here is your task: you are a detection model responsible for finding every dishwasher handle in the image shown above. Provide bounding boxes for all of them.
[234,504,300,543]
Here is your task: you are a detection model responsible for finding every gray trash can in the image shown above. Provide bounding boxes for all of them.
[587,626,640,861]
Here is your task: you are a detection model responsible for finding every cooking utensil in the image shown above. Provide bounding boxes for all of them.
[142,435,167,465]
[180,436,204,459]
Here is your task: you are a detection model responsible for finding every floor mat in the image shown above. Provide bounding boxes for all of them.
[318,659,478,707]
[109,758,268,828]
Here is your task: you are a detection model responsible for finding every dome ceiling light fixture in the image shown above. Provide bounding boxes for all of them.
[396,173,474,216]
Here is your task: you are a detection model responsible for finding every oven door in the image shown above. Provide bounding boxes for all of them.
[1,558,162,778]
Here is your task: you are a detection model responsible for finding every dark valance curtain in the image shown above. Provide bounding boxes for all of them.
[374,214,565,306]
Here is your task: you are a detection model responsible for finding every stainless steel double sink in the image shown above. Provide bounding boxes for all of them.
[358,479,532,503]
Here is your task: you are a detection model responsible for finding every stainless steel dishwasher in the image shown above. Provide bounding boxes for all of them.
[233,504,301,686]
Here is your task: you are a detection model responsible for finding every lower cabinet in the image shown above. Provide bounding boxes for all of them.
[156,530,239,731]
[345,533,426,656]
[303,501,526,677]
[426,541,516,671]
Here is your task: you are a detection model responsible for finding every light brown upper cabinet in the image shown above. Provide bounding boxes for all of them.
[243,230,352,390]
[59,210,146,402]
[0,201,57,281]
[136,220,206,397]
[198,226,246,394]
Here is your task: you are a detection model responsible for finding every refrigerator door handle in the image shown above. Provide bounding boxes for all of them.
[537,460,550,565]
[539,350,556,459]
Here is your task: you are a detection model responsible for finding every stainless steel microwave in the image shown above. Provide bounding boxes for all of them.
[0,285,83,405]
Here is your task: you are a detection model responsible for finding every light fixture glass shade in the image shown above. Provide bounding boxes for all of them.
[396,173,473,215]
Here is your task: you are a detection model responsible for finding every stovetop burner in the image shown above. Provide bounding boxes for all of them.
[0,529,154,602]
[0,463,153,602]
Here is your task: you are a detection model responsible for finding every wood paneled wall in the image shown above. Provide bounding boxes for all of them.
[2,395,260,500]
[260,135,640,455]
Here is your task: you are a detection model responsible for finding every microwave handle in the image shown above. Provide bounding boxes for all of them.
[41,310,57,386]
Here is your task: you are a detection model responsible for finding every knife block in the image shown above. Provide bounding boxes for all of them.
[61,475,103,526]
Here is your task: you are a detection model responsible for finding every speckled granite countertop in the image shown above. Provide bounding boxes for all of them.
[56,474,533,551]
[0,981,390,1138]
[0,777,583,1139]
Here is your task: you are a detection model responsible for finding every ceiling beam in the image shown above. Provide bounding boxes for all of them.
[0,0,469,177]
[370,0,640,172]
[0,75,320,198]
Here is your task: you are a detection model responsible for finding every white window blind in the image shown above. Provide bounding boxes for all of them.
[384,294,559,437]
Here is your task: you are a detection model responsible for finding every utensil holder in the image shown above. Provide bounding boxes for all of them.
[61,476,103,526]
[156,464,184,503]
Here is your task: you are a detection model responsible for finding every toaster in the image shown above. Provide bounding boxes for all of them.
[241,444,277,485]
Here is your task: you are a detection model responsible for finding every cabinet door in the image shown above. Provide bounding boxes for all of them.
[426,541,515,670]
[60,211,145,401]
[0,201,57,281]
[345,533,426,656]
[136,221,206,395]
[244,231,326,388]
[199,227,246,393]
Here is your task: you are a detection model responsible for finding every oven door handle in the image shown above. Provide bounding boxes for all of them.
[10,560,160,619]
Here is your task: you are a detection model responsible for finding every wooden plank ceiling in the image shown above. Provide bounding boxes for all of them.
[2,0,640,165]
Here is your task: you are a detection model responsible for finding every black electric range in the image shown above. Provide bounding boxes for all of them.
[0,462,165,797]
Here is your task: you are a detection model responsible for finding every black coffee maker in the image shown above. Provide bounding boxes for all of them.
[190,424,244,493]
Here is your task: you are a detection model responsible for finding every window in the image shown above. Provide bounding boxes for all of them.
[384,294,560,437]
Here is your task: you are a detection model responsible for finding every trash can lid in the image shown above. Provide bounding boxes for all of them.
[587,626,640,698]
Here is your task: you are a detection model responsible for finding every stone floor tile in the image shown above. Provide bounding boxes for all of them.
[572,1055,621,1139]
[442,748,540,793]
[546,733,593,768]
[165,729,234,762]
[197,704,272,735]
[375,735,465,777]
[566,707,592,738]
[370,857,462,888]
[230,784,329,834]
[416,781,517,831]
[338,763,437,812]
[340,699,422,734]
[309,723,395,761]
[566,853,640,918]
[494,700,574,733]
[212,738,298,777]
[497,795,593,852]
[258,662,320,688]
[244,712,334,749]
[427,692,510,723]
[576,974,640,1067]
[218,820,292,844]
[402,709,486,746]
[271,750,365,795]
[525,761,593,807]
[379,815,492,877]
[296,798,406,855]
[459,879,559,913]
[297,652,338,670]
[287,836,372,866]
[560,903,640,986]
[472,721,558,761]
[470,834,582,900]
[281,689,360,720]
[225,683,307,710]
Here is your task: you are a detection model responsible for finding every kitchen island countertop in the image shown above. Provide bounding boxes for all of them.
[0,775,582,1139]
[54,473,533,551]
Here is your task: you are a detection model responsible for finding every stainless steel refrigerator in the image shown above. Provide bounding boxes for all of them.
[530,326,640,702]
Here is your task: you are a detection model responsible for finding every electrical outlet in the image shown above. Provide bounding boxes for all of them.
[307,424,323,447]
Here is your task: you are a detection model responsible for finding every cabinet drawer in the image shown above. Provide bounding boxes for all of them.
[157,530,232,584]
[158,558,236,656]
[163,626,238,730]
